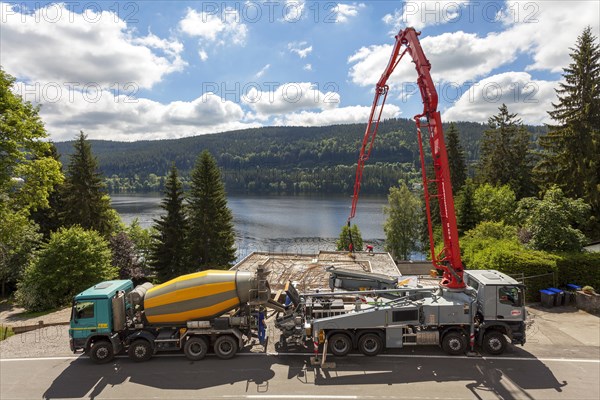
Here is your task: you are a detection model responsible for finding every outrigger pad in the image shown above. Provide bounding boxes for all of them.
[284,281,301,306]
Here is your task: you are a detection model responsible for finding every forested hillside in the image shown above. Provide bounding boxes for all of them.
[55,118,545,194]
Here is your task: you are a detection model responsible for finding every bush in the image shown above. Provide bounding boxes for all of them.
[16,226,117,311]
[460,223,559,300]
[555,252,600,290]
[336,224,363,252]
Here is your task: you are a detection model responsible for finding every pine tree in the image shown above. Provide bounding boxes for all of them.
[445,123,467,192]
[336,224,364,251]
[60,132,114,237]
[187,151,236,270]
[456,179,479,234]
[536,26,600,223]
[478,104,535,199]
[150,164,189,282]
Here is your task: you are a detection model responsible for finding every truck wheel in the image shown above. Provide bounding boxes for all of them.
[214,335,238,360]
[128,339,153,362]
[483,331,507,355]
[329,334,352,357]
[184,336,208,361]
[358,333,383,356]
[90,340,114,364]
[442,331,467,355]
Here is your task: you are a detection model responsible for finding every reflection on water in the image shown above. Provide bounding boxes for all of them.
[111,193,391,260]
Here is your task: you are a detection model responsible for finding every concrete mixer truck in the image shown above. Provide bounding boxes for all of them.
[69,268,283,363]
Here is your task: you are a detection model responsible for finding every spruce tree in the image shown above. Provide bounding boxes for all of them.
[61,132,114,236]
[535,26,600,223]
[478,104,534,199]
[445,123,467,192]
[456,179,479,234]
[187,151,236,270]
[150,164,189,282]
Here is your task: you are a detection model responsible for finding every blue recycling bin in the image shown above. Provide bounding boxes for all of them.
[539,289,555,308]
[567,284,582,291]
[565,284,581,304]
[548,288,565,306]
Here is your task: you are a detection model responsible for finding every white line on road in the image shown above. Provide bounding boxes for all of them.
[1,353,599,363]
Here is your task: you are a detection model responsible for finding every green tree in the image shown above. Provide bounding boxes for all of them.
[446,123,467,192]
[187,152,236,270]
[109,231,144,282]
[336,224,364,251]
[535,27,600,228]
[0,69,63,296]
[29,143,65,238]
[151,164,189,281]
[473,184,517,224]
[16,226,116,311]
[516,186,590,252]
[0,214,41,297]
[456,179,479,234]
[479,104,534,199]
[0,69,63,215]
[384,182,421,260]
[126,219,155,275]
[60,132,116,237]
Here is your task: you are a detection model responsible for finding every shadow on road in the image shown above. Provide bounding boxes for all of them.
[42,346,567,399]
[310,346,568,399]
[42,356,277,399]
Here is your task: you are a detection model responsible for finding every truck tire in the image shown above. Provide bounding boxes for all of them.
[90,340,114,364]
[482,331,507,355]
[329,334,352,357]
[214,335,238,360]
[442,331,467,355]
[128,339,153,362]
[184,336,208,361]
[358,333,383,356]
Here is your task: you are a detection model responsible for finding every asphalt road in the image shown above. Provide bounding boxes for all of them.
[1,345,599,400]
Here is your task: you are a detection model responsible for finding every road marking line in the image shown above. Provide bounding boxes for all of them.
[1,353,598,363]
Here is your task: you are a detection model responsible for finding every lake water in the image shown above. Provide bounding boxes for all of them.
[111,193,393,260]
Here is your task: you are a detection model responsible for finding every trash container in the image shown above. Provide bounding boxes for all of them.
[565,284,581,305]
[548,288,564,306]
[540,289,555,308]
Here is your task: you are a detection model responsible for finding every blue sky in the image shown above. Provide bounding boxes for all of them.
[1,1,598,141]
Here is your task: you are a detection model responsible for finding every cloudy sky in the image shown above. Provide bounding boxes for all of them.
[1,1,598,141]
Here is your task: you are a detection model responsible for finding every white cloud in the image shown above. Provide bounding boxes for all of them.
[357,1,600,90]
[282,0,305,22]
[288,41,313,58]
[383,1,469,31]
[243,82,340,116]
[11,81,257,141]
[179,7,248,46]
[442,72,558,125]
[303,64,313,71]
[255,64,271,78]
[0,3,185,89]
[274,104,401,126]
[199,50,209,61]
[332,3,365,23]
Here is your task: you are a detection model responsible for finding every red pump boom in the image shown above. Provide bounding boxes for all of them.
[349,28,465,290]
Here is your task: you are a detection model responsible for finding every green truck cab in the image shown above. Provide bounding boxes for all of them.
[69,280,133,362]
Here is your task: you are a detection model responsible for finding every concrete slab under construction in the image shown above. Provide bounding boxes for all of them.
[232,251,401,293]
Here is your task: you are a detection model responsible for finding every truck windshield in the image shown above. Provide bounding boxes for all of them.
[73,301,95,320]
[498,286,523,307]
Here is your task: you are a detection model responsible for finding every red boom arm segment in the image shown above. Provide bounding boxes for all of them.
[348,28,465,289]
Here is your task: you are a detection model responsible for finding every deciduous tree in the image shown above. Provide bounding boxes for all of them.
[16,226,116,311]
[384,182,421,260]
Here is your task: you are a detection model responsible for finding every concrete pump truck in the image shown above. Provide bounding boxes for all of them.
[275,28,527,359]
